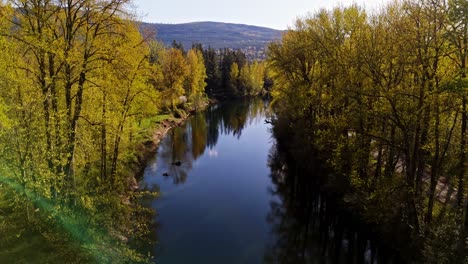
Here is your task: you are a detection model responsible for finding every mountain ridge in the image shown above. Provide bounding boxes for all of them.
[147,21,282,31]
[140,21,283,59]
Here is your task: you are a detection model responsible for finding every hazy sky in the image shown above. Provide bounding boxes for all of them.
[131,0,388,30]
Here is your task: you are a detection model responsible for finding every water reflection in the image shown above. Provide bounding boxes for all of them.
[140,98,397,263]
[142,98,273,263]
[155,99,269,186]
[206,99,269,146]
[265,143,397,264]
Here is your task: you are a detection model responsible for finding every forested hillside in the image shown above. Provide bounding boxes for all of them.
[141,22,283,60]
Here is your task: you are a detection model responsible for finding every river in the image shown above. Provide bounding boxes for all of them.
[140,99,395,264]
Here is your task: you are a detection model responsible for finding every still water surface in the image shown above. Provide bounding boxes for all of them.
[141,99,275,263]
[140,99,388,264]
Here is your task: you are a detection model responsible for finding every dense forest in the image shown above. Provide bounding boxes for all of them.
[149,40,269,100]
[189,44,270,99]
[268,0,467,262]
[2,0,466,262]
[0,1,272,262]
[0,0,268,263]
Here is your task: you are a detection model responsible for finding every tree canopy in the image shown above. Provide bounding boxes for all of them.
[0,1,210,262]
[268,1,467,262]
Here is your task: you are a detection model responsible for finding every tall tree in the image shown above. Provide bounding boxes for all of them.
[185,48,207,107]
[159,48,189,110]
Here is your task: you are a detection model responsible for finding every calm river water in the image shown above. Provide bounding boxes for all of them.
[140,99,393,264]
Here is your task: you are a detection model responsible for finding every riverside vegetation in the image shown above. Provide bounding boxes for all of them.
[2,0,467,263]
[0,0,268,263]
[268,0,467,263]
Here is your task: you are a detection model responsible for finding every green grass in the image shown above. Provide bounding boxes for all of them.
[139,114,172,130]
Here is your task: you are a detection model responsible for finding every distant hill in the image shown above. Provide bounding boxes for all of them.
[140,21,283,60]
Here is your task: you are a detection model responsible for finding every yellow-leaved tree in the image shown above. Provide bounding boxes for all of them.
[159,48,189,111]
[0,0,160,262]
[185,49,207,109]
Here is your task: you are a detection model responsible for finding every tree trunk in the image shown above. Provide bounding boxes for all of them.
[416,105,431,199]
[426,96,440,224]
[101,92,107,182]
[458,96,467,208]
[65,69,86,204]
[384,125,397,178]
[110,88,132,185]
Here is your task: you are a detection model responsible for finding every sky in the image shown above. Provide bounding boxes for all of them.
[131,0,388,30]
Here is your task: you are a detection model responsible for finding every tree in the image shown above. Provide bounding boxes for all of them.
[159,48,189,110]
[185,49,207,107]
[0,0,160,262]
[229,62,240,95]
[202,47,221,97]
[267,2,468,261]
[445,0,468,256]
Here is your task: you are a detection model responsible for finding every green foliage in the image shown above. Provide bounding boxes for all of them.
[199,46,268,99]
[229,61,266,97]
[0,0,212,262]
[0,0,214,263]
[268,1,468,261]
[185,49,208,107]
[423,213,466,264]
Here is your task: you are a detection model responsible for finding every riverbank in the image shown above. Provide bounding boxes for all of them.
[129,100,212,189]
[133,117,186,182]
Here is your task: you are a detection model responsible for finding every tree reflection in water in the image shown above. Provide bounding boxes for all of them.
[265,143,398,264]
[141,98,403,263]
[157,99,269,185]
